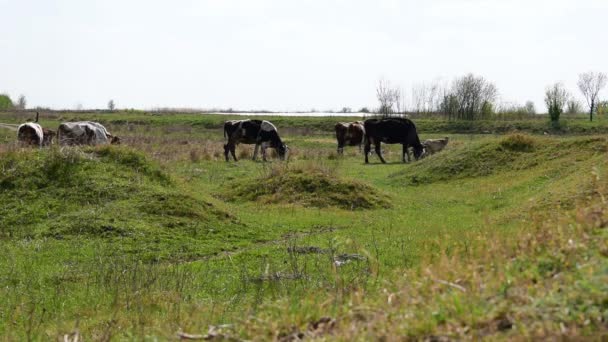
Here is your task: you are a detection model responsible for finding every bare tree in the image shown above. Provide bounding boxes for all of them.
[578,71,607,121]
[412,81,442,114]
[566,99,583,115]
[395,87,407,114]
[376,79,400,117]
[108,99,116,112]
[16,95,26,110]
[545,82,569,124]
[525,101,536,115]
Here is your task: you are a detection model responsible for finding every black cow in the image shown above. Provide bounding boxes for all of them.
[363,117,424,164]
[223,119,288,161]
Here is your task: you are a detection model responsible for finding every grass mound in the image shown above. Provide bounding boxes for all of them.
[226,162,391,210]
[397,135,608,185]
[0,146,244,260]
[499,133,535,152]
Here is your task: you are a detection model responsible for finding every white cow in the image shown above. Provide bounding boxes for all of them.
[17,122,44,147]
[58,121,120,146]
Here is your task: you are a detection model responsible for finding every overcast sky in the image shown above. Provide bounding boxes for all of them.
[1,0,606,112]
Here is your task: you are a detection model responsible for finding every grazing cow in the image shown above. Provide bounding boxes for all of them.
[422,137,449,156]
[363,117,424,164]
[58,121,120,146]
[17,122,44,147]
[223,119,287,161]
[335,121,365,154]
[17,112,46,147]
[42,128,56,146]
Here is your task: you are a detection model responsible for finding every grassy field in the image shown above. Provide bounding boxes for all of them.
[0,112,607,340]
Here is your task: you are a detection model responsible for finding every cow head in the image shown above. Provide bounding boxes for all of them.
[413,145,425,160]
[110,136,121,145]
[276,144,288,160]
[277,144,288,160]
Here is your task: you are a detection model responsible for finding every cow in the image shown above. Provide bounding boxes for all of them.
[422,137,449,156]
[17,112,45,147]
[42,128,56,146]
[17,122,44,147]
[335,121,365,154]
[363,117,424,164]
[223,119,287,161]
[58,121,120,146]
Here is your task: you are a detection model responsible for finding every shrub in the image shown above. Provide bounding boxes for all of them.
[499,133,535,152]
[0,94,13,110]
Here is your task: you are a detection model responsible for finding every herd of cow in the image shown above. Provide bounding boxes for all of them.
[221,117,449,163]
[16,113,120,148]
[15,114,449,164]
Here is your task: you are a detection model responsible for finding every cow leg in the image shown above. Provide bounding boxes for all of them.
[375,142,386,164]
[224,144,230,162]
[230,144,237,161]
[252,143,260,161]
[364,138,371,163]
[402,144,409,163]
[261,144,268,162]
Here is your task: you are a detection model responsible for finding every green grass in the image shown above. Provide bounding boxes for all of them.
[0,112,607,339]
[0,146,246,261]
[224,161,392,209]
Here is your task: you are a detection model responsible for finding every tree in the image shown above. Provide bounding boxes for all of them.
[439,94,459,120]
[376,79,400,117]
[577,72,607,121]
[566,99,583,115]
[545,83,568,125]
[359,107,370,113]
[598,101,608,117]
[341,107,352,113]
[525,101,536,115]
[0,94,13,110]
[412,81,442,114]
[16,95,26,110]
[108,99,116,112]
[450,74,497,120]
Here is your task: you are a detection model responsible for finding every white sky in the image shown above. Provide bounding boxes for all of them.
[1,0,606,111]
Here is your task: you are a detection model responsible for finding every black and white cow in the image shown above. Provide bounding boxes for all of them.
[223,119,288,161]
[363,117,425,164]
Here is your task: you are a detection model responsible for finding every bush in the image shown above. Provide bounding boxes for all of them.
[0,94,13,110]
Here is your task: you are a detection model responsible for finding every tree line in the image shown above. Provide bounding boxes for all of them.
[376,72,608,123]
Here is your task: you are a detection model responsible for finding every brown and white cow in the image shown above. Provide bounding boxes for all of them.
[223,119,287,161]
[58,121,120,146]
[335,121,365,154]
